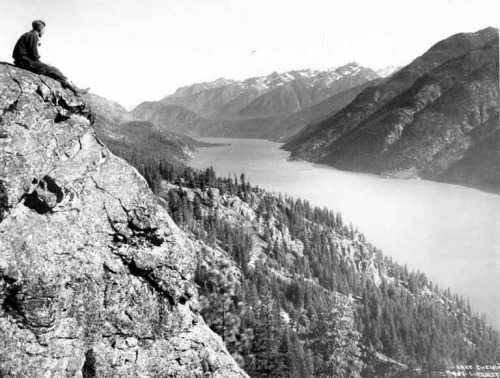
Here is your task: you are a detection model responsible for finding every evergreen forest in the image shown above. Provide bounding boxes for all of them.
[106,142,500,377]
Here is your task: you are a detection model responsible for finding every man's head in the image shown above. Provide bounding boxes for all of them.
[32,20,46,36]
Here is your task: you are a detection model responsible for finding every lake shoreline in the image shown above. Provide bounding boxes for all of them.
[194,137,500,197]
[188,137,500,330]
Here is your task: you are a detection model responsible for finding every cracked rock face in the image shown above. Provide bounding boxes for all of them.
[0,63,247,378]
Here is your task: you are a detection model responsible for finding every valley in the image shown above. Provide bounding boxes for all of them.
[1,2,499,376]
[131,27,499,194]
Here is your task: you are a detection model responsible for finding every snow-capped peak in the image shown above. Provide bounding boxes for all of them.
[376,66,402,78]
[173,77,237,97]
[331,62,363,76]
[167,63,380,98]
[296,68,320,78]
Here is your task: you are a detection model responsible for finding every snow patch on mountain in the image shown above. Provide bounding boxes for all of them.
[375,65,403,78]
[167,62,380,99]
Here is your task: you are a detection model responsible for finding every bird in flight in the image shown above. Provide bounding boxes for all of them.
[251,50,256,55]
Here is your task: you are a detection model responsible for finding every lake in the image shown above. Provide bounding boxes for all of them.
[188,138,500,329]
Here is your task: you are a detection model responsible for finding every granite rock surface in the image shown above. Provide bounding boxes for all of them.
[0,63,247,378]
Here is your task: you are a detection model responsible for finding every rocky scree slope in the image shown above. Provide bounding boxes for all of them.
[0,63,247,378]
[284,28,498,163]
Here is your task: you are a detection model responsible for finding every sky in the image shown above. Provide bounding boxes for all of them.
[0,0,498,108]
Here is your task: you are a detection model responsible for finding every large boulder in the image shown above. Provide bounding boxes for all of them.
[0,63,247,378]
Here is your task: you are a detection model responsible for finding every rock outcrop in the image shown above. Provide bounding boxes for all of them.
[0,63,247,378]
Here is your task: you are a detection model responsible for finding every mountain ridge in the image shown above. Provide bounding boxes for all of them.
[85,93,213,162]
[133,63,383,140]
[283,27,499,192]
[266,78,385,142]
[159,62,381,118]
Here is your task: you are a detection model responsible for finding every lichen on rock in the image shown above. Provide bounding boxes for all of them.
[0,63,247,377]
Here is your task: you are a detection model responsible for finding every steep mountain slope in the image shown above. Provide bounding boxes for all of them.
[284,27,498,159]
[162,80,266,118]
[437,117,499,190]
[173,77,237,98]
[85,93,208,161]
[235,64,380,118]
[132,101,276,138]
[265,78,384,142]
[375,66,402,78]
[322,39,499,190]
[133,64,380,140]
[84,93,136,125]
[0,63,247,378]
[132,102,209,133]
[110,152,500,377]
[159,63,379,119]
[284,28,499,193]
[236,79,305,117]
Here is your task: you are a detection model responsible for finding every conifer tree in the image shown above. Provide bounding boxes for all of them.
[308,298,364,378]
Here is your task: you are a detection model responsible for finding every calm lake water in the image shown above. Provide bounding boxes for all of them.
[188,138,500,329]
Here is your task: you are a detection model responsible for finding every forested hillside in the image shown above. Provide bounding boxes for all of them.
[84,93,212,161]
[105,139,500,377]
[283,27,499,193]
[266,78,384,142]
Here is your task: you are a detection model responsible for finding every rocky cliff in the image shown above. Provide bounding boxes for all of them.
[0,63,247,378]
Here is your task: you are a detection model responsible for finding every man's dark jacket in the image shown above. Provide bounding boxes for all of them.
[12,31,41,63]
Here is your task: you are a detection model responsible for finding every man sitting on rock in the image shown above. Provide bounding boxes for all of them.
[12,20,90,96]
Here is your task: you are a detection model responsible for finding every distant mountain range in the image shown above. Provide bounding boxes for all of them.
[283,27,499,193]
[132,63,396,139]
[161,63,384,117]
[129,27,498,193]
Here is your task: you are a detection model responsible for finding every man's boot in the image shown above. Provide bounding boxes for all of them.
[63,80,90,96]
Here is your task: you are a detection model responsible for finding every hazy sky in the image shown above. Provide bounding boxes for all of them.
[1,0,498,108]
